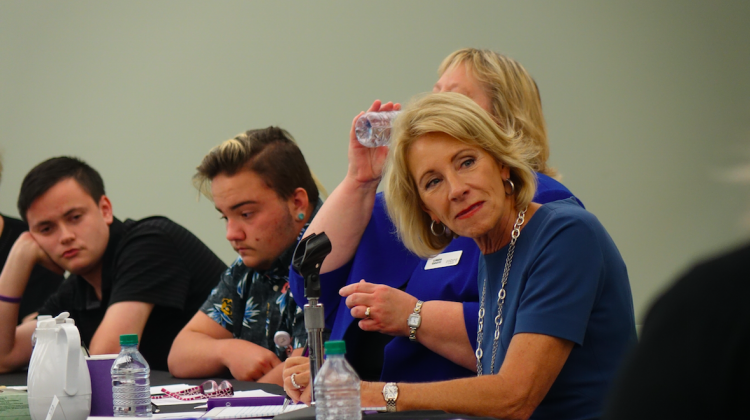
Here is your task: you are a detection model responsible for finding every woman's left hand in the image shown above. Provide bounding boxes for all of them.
[282,356,312,404]
[340,280,418,337]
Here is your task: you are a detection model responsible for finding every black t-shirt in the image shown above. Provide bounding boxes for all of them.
[604,242,750,420]
[38,216,227,371]
[0,214,64,323]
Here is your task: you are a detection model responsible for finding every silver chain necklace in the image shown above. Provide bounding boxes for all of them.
[476,206,527,376]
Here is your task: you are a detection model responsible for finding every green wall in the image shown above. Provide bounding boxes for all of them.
[1,1,749,322]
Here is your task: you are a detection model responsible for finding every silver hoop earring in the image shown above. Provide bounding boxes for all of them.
[505,178,515,196]
[430,220,446,236]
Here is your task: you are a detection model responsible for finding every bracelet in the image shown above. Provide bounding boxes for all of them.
[0,294,22,304]
[152,380,233,401]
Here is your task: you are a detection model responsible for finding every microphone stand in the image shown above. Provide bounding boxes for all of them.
[292,232,331,403]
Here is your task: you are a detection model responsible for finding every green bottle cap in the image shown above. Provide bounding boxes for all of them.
[120,334,139,346]
[324,340,347,355]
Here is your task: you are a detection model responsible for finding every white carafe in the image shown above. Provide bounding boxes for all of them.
[27,312,92,420]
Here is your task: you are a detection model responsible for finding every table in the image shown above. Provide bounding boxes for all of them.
[1,370,285,415]
[2,371,494,420]
[1,369,283,392]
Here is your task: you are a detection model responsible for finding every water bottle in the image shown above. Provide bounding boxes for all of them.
[314,340,361,420]
[354,111,400,147]
[111,334,151,417]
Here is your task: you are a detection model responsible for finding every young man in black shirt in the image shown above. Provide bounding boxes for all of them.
[0,157,227,372]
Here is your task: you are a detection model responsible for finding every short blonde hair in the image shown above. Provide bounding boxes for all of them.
[384,92,537,258]
[439,48,558,179]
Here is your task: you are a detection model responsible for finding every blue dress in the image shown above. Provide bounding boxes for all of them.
[478,198,636,420]
[289,173,584,382]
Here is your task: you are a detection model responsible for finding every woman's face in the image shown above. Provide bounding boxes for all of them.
[433,63,493,115]
[407,132,510,239]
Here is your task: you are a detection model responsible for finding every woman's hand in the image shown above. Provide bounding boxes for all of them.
[282,356,312,405]
[346,100,401,188]
[340,280,417,337]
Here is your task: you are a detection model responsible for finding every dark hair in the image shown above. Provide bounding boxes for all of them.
[18,157,106,222]
[194,127,319,205]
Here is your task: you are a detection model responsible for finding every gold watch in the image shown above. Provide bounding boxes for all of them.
[407,300,424,342]
[382,382,398,412]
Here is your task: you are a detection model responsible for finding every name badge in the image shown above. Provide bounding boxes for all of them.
[424,250,463,270]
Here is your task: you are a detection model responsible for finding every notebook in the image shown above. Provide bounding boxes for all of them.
[202,404,307,419]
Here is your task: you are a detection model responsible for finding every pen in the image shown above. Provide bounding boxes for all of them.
[282,343,309,411]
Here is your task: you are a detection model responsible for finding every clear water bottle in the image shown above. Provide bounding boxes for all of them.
[111,334,151,417]
[354,111,400,147]
[314,340,361,420]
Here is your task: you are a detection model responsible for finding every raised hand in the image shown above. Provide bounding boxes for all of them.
[347,100,401,187]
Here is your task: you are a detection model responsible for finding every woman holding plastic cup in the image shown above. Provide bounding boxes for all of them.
[289,92,635,419]
[287,49,586,387]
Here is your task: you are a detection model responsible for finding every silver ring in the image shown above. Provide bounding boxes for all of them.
[365,307,371,319]
[291,373,302,390]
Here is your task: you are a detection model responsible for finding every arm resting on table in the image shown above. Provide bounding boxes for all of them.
[88,301,154,355]
[168,311,281,382]
[363,333,574,420]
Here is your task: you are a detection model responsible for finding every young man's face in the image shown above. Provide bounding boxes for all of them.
[211,169,303,271]
[26,178,113,278]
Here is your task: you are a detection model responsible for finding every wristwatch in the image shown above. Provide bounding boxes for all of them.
[407,300,424,342]
[382,382,399,412]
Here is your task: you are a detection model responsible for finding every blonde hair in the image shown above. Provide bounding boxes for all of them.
[384,92,537,258]
[194,127,327,202]
[439,48,558,179]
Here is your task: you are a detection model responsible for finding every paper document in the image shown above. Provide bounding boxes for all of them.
[202,405,306,419]
[88,415,200,420]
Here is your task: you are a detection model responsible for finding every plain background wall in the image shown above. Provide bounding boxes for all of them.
[1,1,748,322]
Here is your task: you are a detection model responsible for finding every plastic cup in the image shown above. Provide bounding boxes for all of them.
[86,354,118,416]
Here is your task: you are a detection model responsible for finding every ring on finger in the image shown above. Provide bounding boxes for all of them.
[291,373,302,390]
[365,306,371,319]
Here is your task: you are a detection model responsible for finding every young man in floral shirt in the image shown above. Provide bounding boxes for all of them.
[168,127,322,384]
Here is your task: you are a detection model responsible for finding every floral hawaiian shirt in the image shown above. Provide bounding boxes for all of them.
[200,201,321,361]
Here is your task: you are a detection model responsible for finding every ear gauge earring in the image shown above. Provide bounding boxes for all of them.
[298,212,305,221]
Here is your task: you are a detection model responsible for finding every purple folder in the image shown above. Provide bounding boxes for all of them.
[206,395,287,410]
